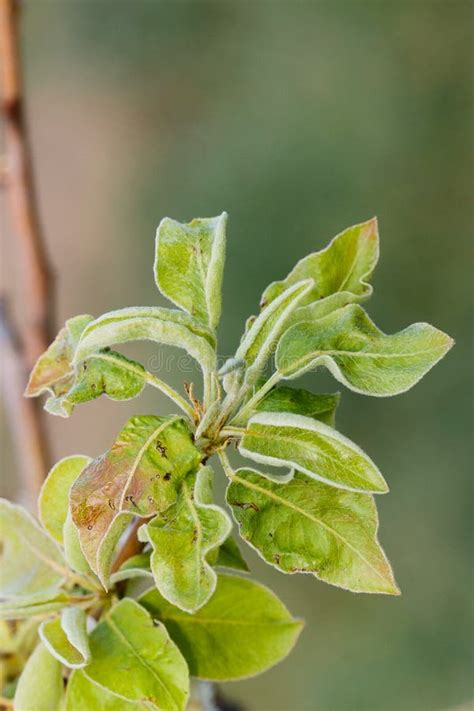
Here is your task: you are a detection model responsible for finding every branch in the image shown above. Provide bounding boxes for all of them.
[0,0,55,501]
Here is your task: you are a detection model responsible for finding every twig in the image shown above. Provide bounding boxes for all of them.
[0,0,55,501]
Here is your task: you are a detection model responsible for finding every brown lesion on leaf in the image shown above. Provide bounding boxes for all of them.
[273,554,281,564]
[233,501,259,512]
[163,473,172,482]
[154,439,167,457]
[192,527,198,543]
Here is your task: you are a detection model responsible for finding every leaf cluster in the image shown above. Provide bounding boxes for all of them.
[1,213,452,708]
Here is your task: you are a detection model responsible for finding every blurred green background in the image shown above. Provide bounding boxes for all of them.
[1,1,472,709]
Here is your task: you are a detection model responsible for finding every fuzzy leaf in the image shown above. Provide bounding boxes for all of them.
[276,304,454,396]
[70,416,201,587]
[138,466,231,613]
[39,455,91,542]
[230,279,314,389]
[260,218,379,321]
[155,213,227,330]
[110,553,153,585]
[40,607,90,669]
[66,670,148,711]
[216,536,249,572]
[73,306,217,375]
[0,499,66,598]
[240,412,387,494]
[14,642,63,711]
[63,511,95,576]
[83,598,189,711]
[45,350,147,418]
[140,573,303,681]
[227,468,399,594]
[0,591,70,620]
[257,386,340,427]
[24,314,93,399]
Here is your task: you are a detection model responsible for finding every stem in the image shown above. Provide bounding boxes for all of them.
[110,517,147,574]
[0,0,55,503]
[144,371,195,419]
[218,449,235,480]
[220,426,245,440]
[230,370,282,426]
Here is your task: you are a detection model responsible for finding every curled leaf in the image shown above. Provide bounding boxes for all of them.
[39,607,91,669]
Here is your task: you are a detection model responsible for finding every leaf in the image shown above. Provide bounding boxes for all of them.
[276,304,454,396]
[110,553,153,585]
[0,499,66,598]
[39,455,91,542]
[70,415,201,587]
[155,212,227,330]
[66,670,148,711]
[14,642,63,711]
[0,591,70,620]
[231,279,314,388]
[45,350,148,418]
[83,598,189,711]
[139,573,303,681]
[138,466,231,613]
[260,218,379,321]
[39,607,91,669]
[25,314,94,399]
[215,536,249,572]
[240,412,387,494]
[73,306,217,375]
[227,468,399,595]
[63,510,95,576]
[256,386,340,427]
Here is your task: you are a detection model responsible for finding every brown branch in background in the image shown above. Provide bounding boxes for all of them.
[0,0,54,504]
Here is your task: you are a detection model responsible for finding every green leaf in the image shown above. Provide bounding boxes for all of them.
[229,279,314,388]
[14,642,63,711]
[83,598,189,711]
[63,510,95,576]
[215,536,249,572]
[45,350,147,418]
[66,670,148,711]
[256,386,340,427]
[110,553,153,585]
[138,466,231,613]
[227,468,399,595]
[0,499,66,598]
[0,591,70,620]
[24,314,93,399]
[140,573,303,681]
[276,304,454,396]
[39,455,91,543]
[70,416,201,587]
[260,218,379,321]
[240,412,387,494]
[73,306,217,376]
[39,607,90,669]
[155,213,227,330]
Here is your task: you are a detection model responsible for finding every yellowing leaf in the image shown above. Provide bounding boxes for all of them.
[70,416,201,587]
[83,598,189,711]
[227,468,399,595]
[155,213,227,330]
[39,455,91,543]
[39,607,90,669]
[139,574,303,681]
[138,466,231,613]
[240,412,388,494]
[66,670,148,711]
[276,304,454,396]
[14,643,63,711]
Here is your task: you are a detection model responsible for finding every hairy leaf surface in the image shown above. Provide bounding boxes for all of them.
[14,643,63,711]
[74,306,216,375]
[155,213,227,330]
[138,466,231,613]
[110,553,153,585]
[84,598,189,711]
[257,386,340,426]
[0,499,66,597]
[276,304,454,396]
[260,218,379,321]
[0,591,70,620]
[240,412,387,494]
[70,416,201,587]
[39,455,91,542]
[139,574,303,681]
[66,670,148,711]
[227,468,398,594]
[216,536,249,572]
[40,607,90,669]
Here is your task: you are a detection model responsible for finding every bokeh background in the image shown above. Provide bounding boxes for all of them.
[1,2,472,710]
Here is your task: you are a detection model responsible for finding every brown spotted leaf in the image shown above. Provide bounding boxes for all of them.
[70,416,201,587]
